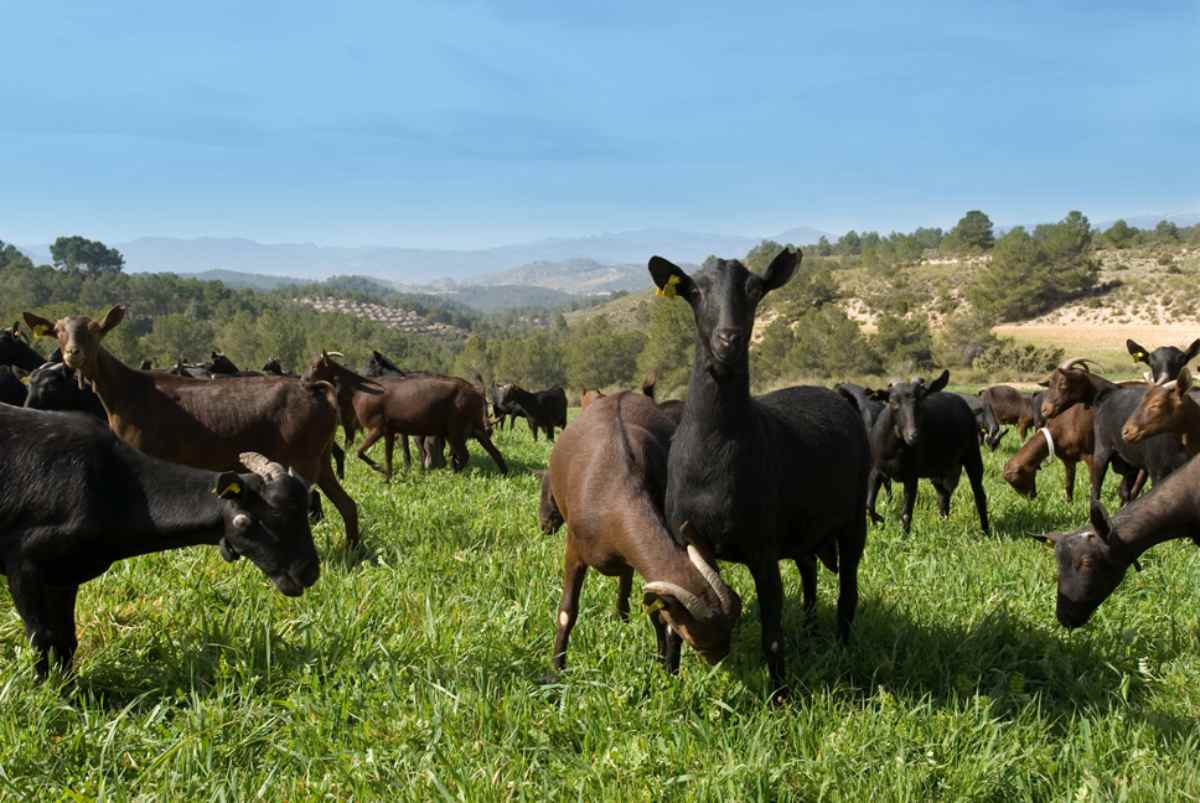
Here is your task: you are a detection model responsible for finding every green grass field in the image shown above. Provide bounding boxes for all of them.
[2,418,1199,800]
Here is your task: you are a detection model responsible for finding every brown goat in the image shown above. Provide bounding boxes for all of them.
[1003,404,1097,501]
[1123,369,1200,454]
[981,385,1036,438]
[543,391,741,673]
[302,353,507,477]
[24,306,360,548]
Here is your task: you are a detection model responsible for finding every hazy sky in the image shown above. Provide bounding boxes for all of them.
[3,0,1196,248]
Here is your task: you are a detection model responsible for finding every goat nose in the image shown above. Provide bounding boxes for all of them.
[716,329,741,349]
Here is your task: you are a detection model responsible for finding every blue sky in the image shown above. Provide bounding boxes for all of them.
[2,0,1196,248]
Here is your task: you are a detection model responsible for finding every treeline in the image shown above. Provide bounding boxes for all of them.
[0,241,453,374]
[461,210,1198,393]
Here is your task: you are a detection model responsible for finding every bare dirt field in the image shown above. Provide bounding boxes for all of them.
[995,323,1200,376]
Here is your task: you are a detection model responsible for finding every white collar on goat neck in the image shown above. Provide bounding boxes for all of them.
[1039,427,1056,463]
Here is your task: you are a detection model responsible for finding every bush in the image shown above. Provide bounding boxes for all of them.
[934,310,1000,368]
[873,313,935,371]
[973,340,1064,375]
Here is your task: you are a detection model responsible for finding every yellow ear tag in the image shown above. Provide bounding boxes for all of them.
[656,274,681,299]
[214,480,242,498]
[644,599,666,614]
[32,324,48,338]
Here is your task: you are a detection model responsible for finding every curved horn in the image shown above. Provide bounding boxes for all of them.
[239,451,286,483]
[325,351,345,359]
[643,581,715,621]
[1058,357,1101,373]
[686,544,736,616]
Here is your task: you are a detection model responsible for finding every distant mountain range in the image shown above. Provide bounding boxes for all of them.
[21,226,830,284]
[16,213,1195,313]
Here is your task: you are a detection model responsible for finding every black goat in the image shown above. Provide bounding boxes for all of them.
[262,358,293,376]
[0,405,319,675]
[488,381,523,430]
[0,325,44,372]
[866,371,989,534]
[1127,338,1200,385]
[836,383,886,434]
[649,248,867,702]
[953,392,1005,450]
[0,366,28,407]
[23,362,106,419]
[1038,453,1200,629]
[494,384,568,441]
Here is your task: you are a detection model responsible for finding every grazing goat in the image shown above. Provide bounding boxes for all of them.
[867,371,989,533]
[957,392,1006,450]
[1127,338,1200,385]
[362,351,447,470]
[494,384,568,441]
[1004,403,1102,501]
[1041,357,1187,506]
[23,362,106,419]
[1037,454,1200,629]
[23,307,359,548]
[303,353,506,476]
[649,248,865,701]
[543,392,741,672]
[981,385,1036,439]
[0,404,319,675]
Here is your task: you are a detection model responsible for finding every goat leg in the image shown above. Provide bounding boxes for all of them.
[866,468,886,525]
[900,478,919,534]
[553,548,587,672]
[750,561,789,704]
[616,570,633,621]
[794,556,818,634]
[7,570,78,678]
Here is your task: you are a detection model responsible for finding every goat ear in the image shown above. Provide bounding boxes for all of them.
[1089,499,1113,542]
[648,257,696,302]
[761,247,801,293]
[213,471,244,500]
[98,305,126,336]
[926,369,950,394]
[1185,339,1200,363]
[23,312,56,339]
[1178,368,1193,394]
[642,591,668,616]
[1126,339,1148,363]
